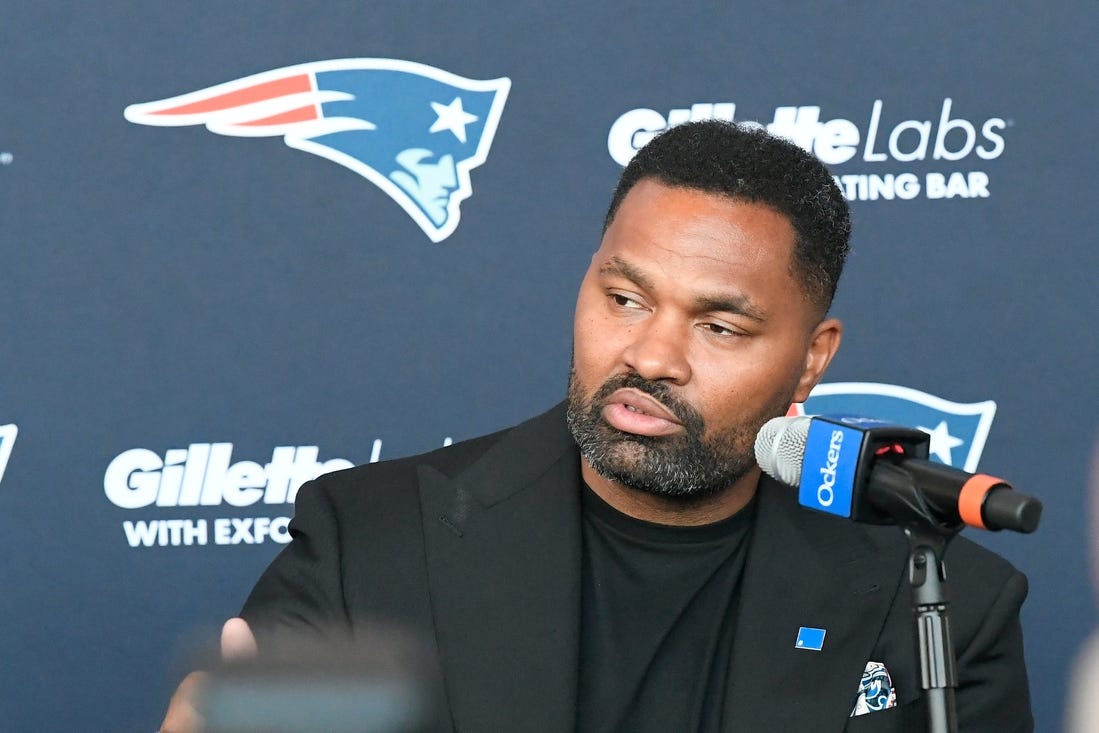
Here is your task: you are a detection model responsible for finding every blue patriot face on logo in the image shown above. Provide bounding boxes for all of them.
[124,59,511,242]
[790,382,996,471]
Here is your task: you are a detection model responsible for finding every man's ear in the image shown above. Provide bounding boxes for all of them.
[792,318,843,404]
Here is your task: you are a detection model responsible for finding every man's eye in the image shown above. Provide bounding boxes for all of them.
[610,293,642,309]
[701,322,739,337]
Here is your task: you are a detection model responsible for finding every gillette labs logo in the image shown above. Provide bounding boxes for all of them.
[609,99,1007,201]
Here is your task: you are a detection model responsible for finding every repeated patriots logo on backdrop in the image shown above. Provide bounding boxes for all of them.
[790,382,996,471]
[124,59,511,242]
[0,423,18,487]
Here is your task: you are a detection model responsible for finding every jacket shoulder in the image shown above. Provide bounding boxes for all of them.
[242,407,564,639]
[307,428,503,504]
[301,401,569,509]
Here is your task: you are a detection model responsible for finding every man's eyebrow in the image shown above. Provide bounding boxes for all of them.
[598,255,766,321]
[695,294,766,322]
[598,256,654,290]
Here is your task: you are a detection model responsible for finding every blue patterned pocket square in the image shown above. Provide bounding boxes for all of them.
[850,661,898,716]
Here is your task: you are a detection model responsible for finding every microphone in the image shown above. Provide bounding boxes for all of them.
[755,415,1042,533]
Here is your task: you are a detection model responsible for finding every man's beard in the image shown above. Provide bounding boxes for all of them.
[566,369,775,501]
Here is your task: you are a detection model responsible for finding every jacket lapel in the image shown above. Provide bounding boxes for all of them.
[725,476,908,731]
[417,404,582,733]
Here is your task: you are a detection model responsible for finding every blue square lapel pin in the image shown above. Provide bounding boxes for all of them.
[795,626,826,651]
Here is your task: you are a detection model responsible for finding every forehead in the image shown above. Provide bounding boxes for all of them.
[596,179,800,301]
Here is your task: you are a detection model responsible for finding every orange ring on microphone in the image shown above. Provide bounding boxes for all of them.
[958,474,1004,529]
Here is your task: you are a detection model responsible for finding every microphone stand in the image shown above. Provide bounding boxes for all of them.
[869,462,964,733]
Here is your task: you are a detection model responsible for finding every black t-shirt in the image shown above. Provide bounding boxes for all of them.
[576,485,756,733]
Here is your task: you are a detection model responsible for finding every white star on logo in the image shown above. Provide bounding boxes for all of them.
[429,97,479,144]
[918,420,965,465]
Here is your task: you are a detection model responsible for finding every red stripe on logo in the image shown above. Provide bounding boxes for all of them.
[152,74,312,115]
[238,105,319,126]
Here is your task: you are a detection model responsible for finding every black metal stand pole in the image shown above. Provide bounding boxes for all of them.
[870,462,964,733]
[905,527,958,733]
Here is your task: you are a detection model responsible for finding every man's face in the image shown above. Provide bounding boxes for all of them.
[567,178,840,500]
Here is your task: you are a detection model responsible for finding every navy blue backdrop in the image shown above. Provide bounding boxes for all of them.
[1,3,1096,731]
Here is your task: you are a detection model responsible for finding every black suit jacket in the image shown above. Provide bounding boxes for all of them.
[242,403,1033,732]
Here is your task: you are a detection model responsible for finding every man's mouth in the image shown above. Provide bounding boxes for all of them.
[601,388,684,437]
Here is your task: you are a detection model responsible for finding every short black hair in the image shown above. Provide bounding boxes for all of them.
[604,120,850,313]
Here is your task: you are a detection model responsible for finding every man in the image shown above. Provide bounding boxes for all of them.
[162,121,1031,732]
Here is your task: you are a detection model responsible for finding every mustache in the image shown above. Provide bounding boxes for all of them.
[591,372,702,430]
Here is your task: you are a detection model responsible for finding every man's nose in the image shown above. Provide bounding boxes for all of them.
[621,317,691,385]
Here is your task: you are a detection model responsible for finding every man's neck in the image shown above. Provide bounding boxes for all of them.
[579,459,761,526]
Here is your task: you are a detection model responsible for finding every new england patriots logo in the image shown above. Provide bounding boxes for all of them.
[124,59,511,242]
[790,382,996,471]
[0,423,17,488]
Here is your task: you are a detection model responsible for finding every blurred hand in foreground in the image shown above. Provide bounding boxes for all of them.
[158,618,257,733]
